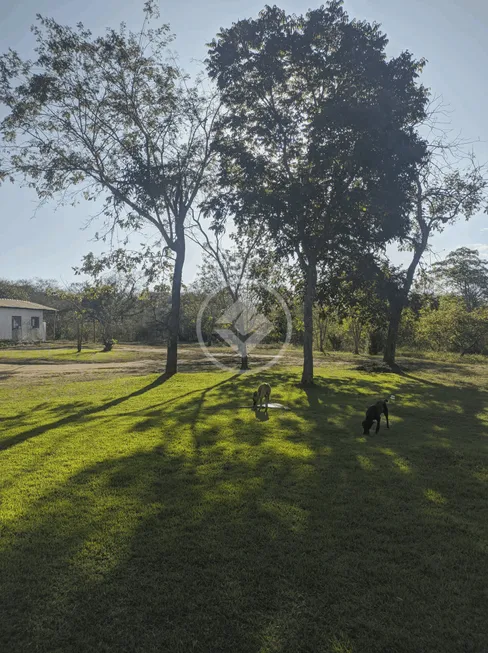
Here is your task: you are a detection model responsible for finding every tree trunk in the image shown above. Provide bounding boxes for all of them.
[316,311,328,353]
[383,235,426,366]
[351,319,362,355]
[319,322,325,353]
[301,260,317,386]
[236,303,249,370]
[100,322,113,352]
[166,240,186,377]
[76,321,82,353]
[368,329,384,355]
[384,301,402,366]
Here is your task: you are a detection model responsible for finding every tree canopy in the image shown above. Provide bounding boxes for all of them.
[431,247,488,311]
[206,0,429,383]
[0,1,217,375]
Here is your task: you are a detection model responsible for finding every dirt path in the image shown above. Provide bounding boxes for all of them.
[0,359,163,385]
[0,345,353,386]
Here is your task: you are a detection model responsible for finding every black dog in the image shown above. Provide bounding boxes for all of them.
[362,399,389,435]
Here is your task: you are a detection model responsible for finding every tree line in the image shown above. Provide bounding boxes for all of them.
[2,245,488,360]
[0,1,486,383]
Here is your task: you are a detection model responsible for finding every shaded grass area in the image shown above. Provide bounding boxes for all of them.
[398,348,488,366]
[0,362,487,652]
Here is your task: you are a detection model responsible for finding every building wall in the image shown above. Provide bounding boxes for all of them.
[0,308,47,342]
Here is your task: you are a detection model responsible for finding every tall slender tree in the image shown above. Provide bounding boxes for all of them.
[0,2,218,376]
[207,1,428,384]
[382,150,487,366]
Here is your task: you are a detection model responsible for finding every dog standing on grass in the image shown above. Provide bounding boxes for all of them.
[362,399,389,435]
[253,383,271,412]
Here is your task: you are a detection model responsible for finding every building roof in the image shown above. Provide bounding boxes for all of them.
[0,299,57,311]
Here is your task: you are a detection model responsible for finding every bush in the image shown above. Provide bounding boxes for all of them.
[398,307,417,348]
[416,297,488,355]
[328,333,344,351]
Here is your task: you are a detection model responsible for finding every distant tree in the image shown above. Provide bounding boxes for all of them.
[207,1,428,384]
[82,277,142,352]
[49,284,88,352]
[138,284,172,343]
[431,247,488,311]
[190,218,265,369]
[344,286,388,355]
[316,253,389,355]
[75,250,154,351]
[247,250,301,346]
[189,271,229,348]
[178,287,205,343]
[313,305,332,354]
[0,2,218,376]
[0,280,30,301]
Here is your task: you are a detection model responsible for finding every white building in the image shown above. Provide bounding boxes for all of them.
[0,299,56,343]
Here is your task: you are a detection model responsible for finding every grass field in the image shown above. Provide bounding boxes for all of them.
[0,347,139,364]
[0,354,487,652]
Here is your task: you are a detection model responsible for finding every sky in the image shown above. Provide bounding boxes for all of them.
[0,0,487,286]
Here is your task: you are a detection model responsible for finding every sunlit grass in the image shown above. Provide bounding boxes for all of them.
[424,489,448,505]
[0,361,487,652]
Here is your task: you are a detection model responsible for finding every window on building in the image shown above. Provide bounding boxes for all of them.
[12,316,22,329]
[31,316,40,329]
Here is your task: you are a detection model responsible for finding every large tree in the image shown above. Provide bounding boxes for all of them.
[0,2,217,376]
[206,1,428,384]
[382,149,487,366]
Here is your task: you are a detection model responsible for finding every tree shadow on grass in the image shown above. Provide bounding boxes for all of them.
[1,401,487,653]
[117,367,488,457]
[0,372,241,453]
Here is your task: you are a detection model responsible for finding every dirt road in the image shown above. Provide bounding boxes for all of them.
[0,344,339,385]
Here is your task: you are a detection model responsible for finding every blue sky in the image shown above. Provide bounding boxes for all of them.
[1,0,487,285]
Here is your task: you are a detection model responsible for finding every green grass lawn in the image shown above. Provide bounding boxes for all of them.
[0,347,138,364]
[0,361,487,652]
